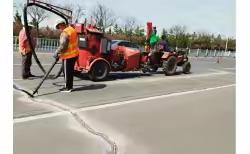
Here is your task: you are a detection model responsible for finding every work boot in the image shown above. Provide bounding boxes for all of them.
[22,76,28,80]
[59,87,73,93]
[28,74,36,77]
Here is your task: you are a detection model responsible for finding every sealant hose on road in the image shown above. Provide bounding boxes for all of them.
[14,58,59,98]
[16,0,72,97]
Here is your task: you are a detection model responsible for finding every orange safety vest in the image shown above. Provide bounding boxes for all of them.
[60,26,79,59]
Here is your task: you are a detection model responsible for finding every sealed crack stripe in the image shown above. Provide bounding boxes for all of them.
[13,83,118,154]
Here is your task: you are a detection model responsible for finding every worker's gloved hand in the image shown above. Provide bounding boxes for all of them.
[53,52,59,59]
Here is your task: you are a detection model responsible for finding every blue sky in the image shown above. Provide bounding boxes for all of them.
[14,0,236,38]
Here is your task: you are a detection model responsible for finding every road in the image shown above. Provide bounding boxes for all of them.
[13,52,235,154]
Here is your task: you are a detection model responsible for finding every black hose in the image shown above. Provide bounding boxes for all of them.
[23,4,46,74]
[32,58,59,96]
[23,2,70,75]
[53,61,64,79]
[13,84,34,98]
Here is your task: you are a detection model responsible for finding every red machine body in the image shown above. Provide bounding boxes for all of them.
[74,22,191,81]
[74,23,146,81]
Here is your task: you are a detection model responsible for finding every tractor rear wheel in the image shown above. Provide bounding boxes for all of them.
[182,61,191,74]
[88,61,110,81]
[163,56,177,75]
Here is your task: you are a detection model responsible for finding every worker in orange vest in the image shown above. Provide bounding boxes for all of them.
[18,23,37,79]
[54,20,79,92]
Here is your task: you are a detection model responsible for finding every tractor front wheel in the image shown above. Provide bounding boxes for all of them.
[88,61,110,81]
[163,56,177,76]
[182,61,191,74]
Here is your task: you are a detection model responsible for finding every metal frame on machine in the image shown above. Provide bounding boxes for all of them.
[23,0,72,74]
[21,0,73,97]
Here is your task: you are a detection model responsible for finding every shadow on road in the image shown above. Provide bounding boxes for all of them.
[74,72,152,82]
[36,83,106,97]
[72,84,106,91]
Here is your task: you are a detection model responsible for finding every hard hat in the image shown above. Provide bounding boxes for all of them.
[55,19,66,29]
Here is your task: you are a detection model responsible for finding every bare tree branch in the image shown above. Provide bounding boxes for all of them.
[59,2,85,23]
[90,3,116,32]
[26,0,51,34]
[124,16,137,32]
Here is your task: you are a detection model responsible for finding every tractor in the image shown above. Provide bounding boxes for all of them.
[141,22,191,75]
[73,22,191,81]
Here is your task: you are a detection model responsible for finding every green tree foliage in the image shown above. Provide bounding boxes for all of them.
[161,28,167,38]
[14,11,22,24]
[113,24,119,34]
[134,26,144,37]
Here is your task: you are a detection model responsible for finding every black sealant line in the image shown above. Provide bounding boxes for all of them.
[13,83,118,154]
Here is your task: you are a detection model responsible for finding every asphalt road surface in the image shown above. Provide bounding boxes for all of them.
[13,52,235,154]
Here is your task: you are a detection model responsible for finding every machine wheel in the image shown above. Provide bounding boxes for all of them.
[88,61,110,81]
[163,56,177,75]
[74,70,82,75]
[182,61,191,74]
[142,67,150,73]
[142,68,147,73]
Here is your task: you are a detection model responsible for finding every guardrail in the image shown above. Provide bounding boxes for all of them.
[13,36,59,52]
[187,48,236,58]
[13,36,236,57]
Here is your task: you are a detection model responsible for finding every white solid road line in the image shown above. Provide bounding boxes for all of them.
[14,111,70,123]
[76,84,235,112]
[224,68,235,70]
[14,84,235,124]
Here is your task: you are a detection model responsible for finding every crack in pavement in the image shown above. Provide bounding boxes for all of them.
[13,83,118,154]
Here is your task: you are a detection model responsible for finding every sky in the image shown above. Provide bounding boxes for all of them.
[14,0,236,38]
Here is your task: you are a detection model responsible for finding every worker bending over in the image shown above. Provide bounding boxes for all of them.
[54,20,79,92]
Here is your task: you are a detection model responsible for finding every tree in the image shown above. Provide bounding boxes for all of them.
[227,38,236,51]
[161,28,167,38]
[27,4,49,35]
[118,27,124,34]
[123,17,137,41]
[134,26,144,37]
[169,25,187,36]
[108,27,112,34]
[169,25,187,48]
[214,34,222,50]
[13,10,23,36]
[113,24,120,34]
[90,3,116,32]
[72,4,85,23]
[59,2,85,23]
[14,10,22,24]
